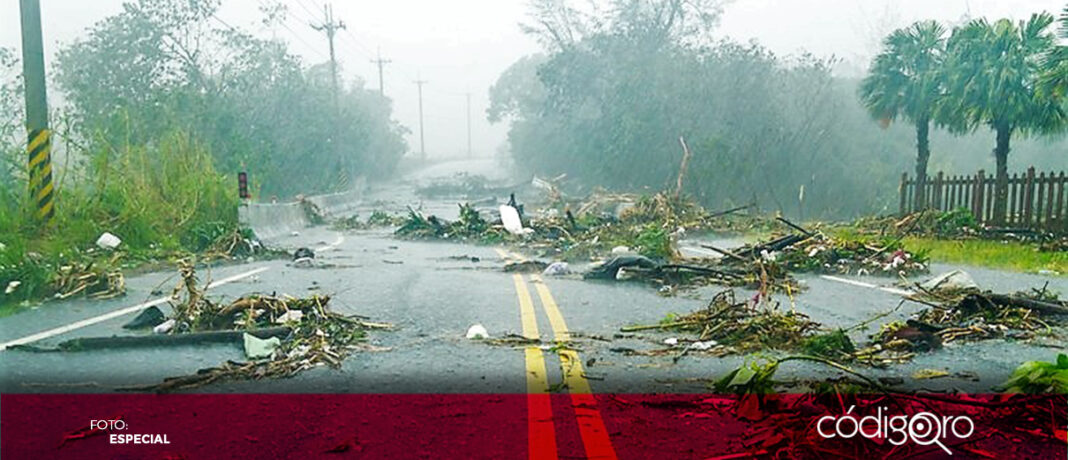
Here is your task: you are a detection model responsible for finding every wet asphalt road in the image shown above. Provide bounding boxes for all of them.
[1,158,1066,395]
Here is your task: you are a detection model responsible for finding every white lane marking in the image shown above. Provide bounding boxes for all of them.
[820,274,914,297]
[0,266,271,351]
[315,234,345,252]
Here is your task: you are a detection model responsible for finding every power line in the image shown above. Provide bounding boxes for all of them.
[254,0,328,60]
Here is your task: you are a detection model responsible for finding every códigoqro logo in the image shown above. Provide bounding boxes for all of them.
[816,405,974,455]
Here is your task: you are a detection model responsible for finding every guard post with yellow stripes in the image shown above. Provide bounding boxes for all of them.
[20,0,54,224]
[27,129,54,222]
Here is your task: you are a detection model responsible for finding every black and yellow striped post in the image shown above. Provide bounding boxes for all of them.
[20,0,54,224]
[27,128,54,222]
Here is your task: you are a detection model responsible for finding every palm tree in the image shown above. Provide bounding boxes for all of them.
[1039,6,1068,98]
[859,20,947,210]
[939,13,1066,224]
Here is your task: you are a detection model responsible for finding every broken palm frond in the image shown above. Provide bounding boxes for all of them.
[128,262,389,392]
[53,254,126,300]
[395,204,508,243]
[622,290,821,356]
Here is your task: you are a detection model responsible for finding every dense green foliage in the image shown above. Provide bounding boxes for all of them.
[53,0,407,198]
[490,1,1068,219]
[0,0,407,308]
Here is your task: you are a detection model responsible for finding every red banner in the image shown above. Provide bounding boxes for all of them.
[3,393,1065,459]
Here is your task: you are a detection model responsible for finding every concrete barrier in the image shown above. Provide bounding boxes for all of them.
[239,177,365,242]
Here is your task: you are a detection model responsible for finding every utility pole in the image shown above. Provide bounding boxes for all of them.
[311,3,347,187]
[19,0,53,224]
[311,3,345,109]
[370,48,391,97]
[414,78,427,160]
[465,92,472,158]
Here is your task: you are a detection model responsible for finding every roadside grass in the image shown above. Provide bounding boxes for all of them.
[901,237,1067,275]
[0,131,239,312]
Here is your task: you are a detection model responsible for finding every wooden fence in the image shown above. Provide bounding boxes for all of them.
[899,167,1067,232]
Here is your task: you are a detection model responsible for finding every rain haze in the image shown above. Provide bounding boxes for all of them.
[1,0,1061,159]
[2,3,1068,457]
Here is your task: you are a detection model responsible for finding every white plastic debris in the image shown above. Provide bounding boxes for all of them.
[611,245,631,254]
[663,337,678,346]
[153,319,175,334]
[290,231,300,237]
[5,280,20,294]
[542,261,570,276]
[500,205,525,235]
[95,232,122,250]
[243,332,281,359]
[919,270,978,293]
[465,323,489,340]
[760,249,777,262]
[274,310,304,324]
[690,340,718,351]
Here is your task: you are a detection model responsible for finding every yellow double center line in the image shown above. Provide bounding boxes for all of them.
[497,249,617,460]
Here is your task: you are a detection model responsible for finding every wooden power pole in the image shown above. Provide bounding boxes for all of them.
[311,3,347,186]
[370,48,391,97]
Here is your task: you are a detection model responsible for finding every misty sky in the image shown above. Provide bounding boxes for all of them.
[1,0,1062,160]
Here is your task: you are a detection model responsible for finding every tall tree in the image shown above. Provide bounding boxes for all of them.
[1039,6,1068,98]
[859,20,947,209]
[939,13,1066,223]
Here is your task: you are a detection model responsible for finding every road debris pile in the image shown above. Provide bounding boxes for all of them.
[395,204,507,242]
[394,191,736,259]
[202,227,267,260]
[620,290,823,357]
[851,208,1067,243]
[52,254,126,300]
[850,208,980,239]
[127,260,390,392]
[718,228,928,278]
[912,285,1067,342]
[854,277,1068,366]
[332,210,404,230]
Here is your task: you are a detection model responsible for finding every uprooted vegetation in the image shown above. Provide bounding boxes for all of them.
[849,207,1066,247]
[392,192,817,292]
[854,282,1068,366]
[122,260,390,392]
[621,290,821,357]
[624,275,1067,371]
[332,210,405,231]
